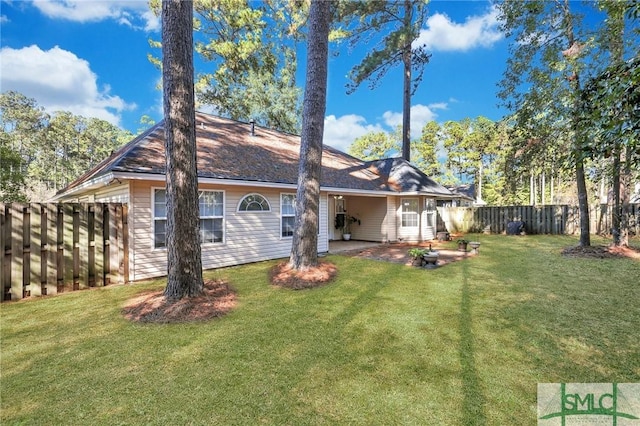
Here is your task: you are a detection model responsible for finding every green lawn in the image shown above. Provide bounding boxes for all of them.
[1,235,638,425]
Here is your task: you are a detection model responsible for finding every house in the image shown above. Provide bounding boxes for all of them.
[54,112,457,281]
[445,184,476,207]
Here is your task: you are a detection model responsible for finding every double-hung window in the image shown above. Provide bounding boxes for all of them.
[424,198,436,227]
[281,193,296,237]
[153,188,224,248]
[401,198,419,228]
[153,189,167,248]
[199,191,224,244]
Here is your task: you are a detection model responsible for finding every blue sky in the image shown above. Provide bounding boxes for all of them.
[1,0,509,151]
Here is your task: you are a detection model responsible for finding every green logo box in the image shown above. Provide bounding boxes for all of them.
[538,383,640,425]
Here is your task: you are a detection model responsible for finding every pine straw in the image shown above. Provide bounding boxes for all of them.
[561,244,640,260]
[269,260,338,290]
[122,279,237,323]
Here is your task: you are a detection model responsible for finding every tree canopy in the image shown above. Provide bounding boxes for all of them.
[344,0,430,162]
[0,91,132,202]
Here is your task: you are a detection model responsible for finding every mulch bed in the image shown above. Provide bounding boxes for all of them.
[561,244,640,259]
[122,279,237,323]
[341,241,477,267]
[269,260,338,290]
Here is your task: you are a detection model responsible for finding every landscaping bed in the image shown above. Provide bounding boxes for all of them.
[341,241,477,267]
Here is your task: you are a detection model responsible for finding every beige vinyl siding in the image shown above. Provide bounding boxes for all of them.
[344,196,388,242]
[129,180,164,281]
[94,183,130,203]
[385,197,398,242]
[129,181,330,281]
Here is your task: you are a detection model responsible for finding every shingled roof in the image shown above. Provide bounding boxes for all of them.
[58,112,455,198]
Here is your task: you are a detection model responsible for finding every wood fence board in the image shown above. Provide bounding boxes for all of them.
[116,205,125,284]
[63,204,75,292]
[108,204,119,284]
[439,204,639,237]
[78,204,89,289]
[10,204,25,300]
[1,204,6,299]
[29,204,43,297]
[94,203,104,287]
[46,204,58,296]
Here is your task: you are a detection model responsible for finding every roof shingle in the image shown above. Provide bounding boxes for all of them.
[59,112,454,197]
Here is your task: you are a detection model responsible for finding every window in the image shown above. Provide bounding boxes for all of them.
[281,193,296,237]
[238,193,270,211]
[425,198,436,227]
[199,191,224,244]
[153,189,167,248]
[153,189,224,248]
[401,198,419,227]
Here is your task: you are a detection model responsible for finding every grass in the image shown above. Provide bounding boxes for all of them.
[1,235,639,425]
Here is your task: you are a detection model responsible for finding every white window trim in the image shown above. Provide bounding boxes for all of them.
[199,189,226,246]
[280,192,296,239]
[237,193,271,212]
[152,186,167,250]
[151,187,226,249]
[400,197,419,228]
[424,197,436,228]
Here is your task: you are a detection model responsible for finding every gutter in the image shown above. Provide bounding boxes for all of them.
[50,172,115,201]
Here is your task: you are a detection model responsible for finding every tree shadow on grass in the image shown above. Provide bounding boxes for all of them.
[459,259,488,425]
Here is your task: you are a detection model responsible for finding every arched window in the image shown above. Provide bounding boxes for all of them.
[238,193,271,212]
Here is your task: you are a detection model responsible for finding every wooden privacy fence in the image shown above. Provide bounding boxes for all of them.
[439,204,640,236]
[1,203,128,302]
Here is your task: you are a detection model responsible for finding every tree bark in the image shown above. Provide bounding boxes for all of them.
[162,0,204,299]
[564,0,590,246]
[289,0,331,270]
[401,0,412,162]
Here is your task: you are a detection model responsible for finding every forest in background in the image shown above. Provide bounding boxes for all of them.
[1,1,638,213]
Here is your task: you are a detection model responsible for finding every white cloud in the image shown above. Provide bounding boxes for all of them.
[323,114,385,152]
[0,45,136,126]
[1,15,9,24]
[31,0,159,31]
[141,9,160,32]
[382,103,446,139]
[413,6,503,52]
[324,103,447,152]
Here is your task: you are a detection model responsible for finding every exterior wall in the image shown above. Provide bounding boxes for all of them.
[128,180,329,281]
[344,196,389,242]
[396,196,420,241]
[421,197,437,241]
[395,196,437,242]
[385,196,398,242]
[94,183,130,203]
[59,183,129,203]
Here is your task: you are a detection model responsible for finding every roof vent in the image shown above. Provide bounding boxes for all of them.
[249,119,255,136]
[200,122,205,130]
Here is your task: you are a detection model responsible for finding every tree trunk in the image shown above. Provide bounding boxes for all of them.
[619,144,631,246]
[288,0,331,270]
[401,0,412,162]
[564,0,590,246]
[162,0,204,299]
[540,172,547,206]
[575,156,591,246]
[612,145,622,245]
[609,4,628,247]
[477,161,483,202]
